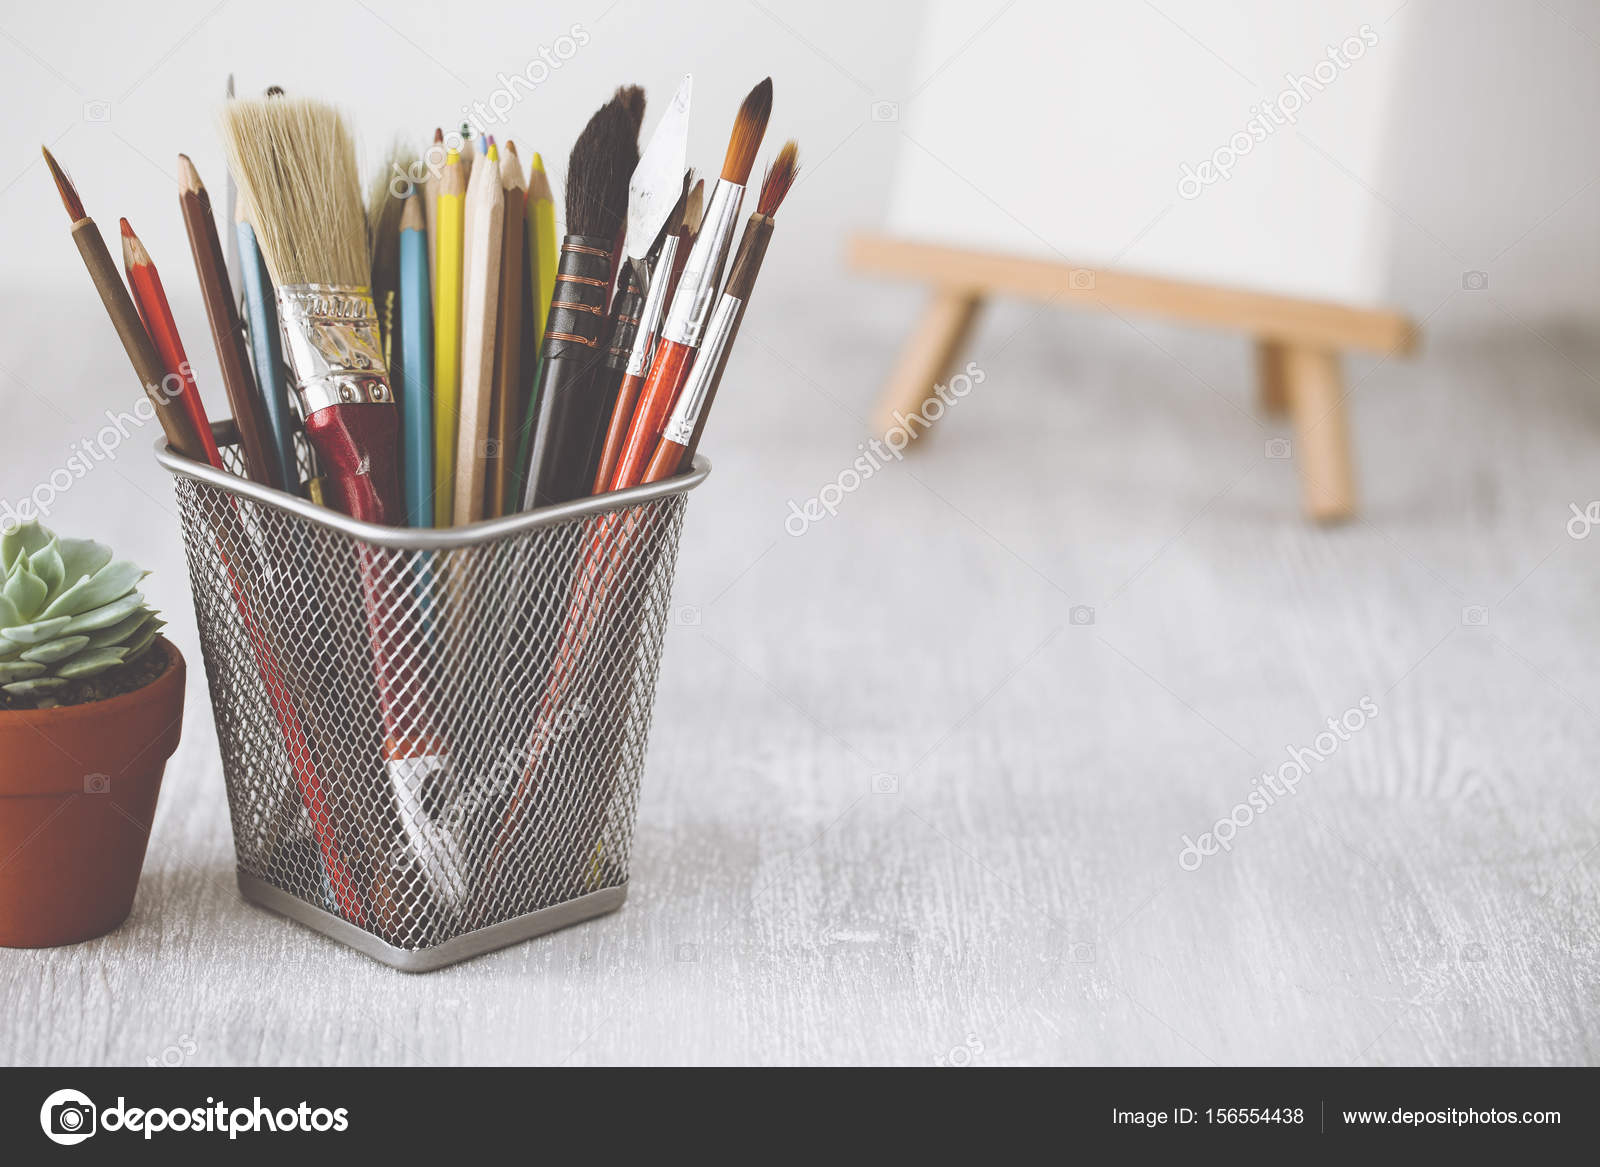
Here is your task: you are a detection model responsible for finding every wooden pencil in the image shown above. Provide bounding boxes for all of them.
[489,143,526,518]
[453,140,505,525]
[525,152,557,360]
[41,147,209,463]
[178,154,282,490]
[235,199,300,491]
[118,218,223,469]
[432,148,465,525]
[399,194,434,528]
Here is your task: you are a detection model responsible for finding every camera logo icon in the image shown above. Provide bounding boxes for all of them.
[82,100,111,123]
[869,100,899,122]
[674,605,701,626]
[41,1088,96,1145]
[1461,605,1489,627]
[478,438,503,458]
[1068,268,1096,291]
[1069,604,1095,626]
[1461,270,1489,291]
[1265,437,1292,460]
[84,772,110,794]
[871,772,899,794]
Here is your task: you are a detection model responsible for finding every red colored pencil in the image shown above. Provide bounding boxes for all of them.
[119,219,223,469]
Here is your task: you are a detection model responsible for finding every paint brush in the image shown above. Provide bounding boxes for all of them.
[608,77,771,491]
[649,141,799,478]
[518,87,643,510]
[221,95,465,913]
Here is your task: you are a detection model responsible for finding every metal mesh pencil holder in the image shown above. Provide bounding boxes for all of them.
[157,431,708,971]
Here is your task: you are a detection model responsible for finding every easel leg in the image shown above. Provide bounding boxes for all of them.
[875,289,982,435]
[1256,338,1290,416]
[1283,344,1357,522]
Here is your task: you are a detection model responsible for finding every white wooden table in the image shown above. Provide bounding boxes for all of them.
[2,284,1597,1065]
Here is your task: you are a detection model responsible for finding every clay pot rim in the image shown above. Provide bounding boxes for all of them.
[0,636,182,726]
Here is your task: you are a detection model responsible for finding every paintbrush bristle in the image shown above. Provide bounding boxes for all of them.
[757,140,799,217]
[616,85,646,134]
[369,140,417,226]
[41,146,85,222]
[683,179,706,236]
[219,97,368,287]
[722,77,773,185]
[564,87,643,239]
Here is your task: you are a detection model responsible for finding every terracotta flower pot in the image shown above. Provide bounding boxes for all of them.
[0,636,184,947]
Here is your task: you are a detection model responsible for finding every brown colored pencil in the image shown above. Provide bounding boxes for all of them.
[179,154,283,489]
[488,142,526,517]
[41,147,209,462]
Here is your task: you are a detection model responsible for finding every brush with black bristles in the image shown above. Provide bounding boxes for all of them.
[517,86,643,510]
[647,140,799,480]
[607,76,771,492]
[219,96,469,922]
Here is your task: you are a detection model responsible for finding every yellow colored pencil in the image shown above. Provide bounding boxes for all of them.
[432,148,465,525]
[525,152,557,357]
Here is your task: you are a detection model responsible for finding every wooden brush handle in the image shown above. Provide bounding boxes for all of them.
[593,370,645,493]
[610,340,693,491]
[304,403,403,526]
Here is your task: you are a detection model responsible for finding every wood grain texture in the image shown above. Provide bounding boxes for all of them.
[1,283,1596,1066]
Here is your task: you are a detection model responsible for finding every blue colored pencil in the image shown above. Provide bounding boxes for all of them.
[235,214,300,492]
[399,194,434,527]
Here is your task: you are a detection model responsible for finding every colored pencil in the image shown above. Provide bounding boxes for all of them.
[432,148,465,525]
[235,200,299,491]
[454,139,504,525]
[399,194,434,528]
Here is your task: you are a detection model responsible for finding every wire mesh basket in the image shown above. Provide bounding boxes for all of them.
[157,430,708,971]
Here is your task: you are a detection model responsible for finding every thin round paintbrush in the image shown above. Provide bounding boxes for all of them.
[42,147,209,462]
[647,141,800,480]
[517,87,643,510]
[221,96,467,917]
[592,175,699,493]
[608,78,771,492]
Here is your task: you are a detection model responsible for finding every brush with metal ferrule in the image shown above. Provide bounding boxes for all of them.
[592,175,698,493]
[221,97,466,917]
[518,88,644,511]
[608,78,771,492]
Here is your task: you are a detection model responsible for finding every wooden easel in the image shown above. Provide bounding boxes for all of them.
[850,235,1420,522]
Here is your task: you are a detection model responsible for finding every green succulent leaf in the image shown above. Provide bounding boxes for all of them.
[28,543,65,595]
[57,538,113,587]
[40,560,146,620]
[3,566,47,623]
[62,592,145,635]
[0,521,50,575]
[0,596,21,637]
[120,624,160,661]
[55,647,128,679]
[2,676,69,697]
[0,660,45,682]
[20,634,90,664]
[86,610,154,650]
[0,615,73,645]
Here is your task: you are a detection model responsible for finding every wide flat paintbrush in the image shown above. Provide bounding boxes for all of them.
[646,141,799,480]
[222,96,466,916]
[518,87,643,511]
[608,77,771,492]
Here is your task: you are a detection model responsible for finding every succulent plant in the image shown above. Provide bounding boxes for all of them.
[0,520,163,703]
